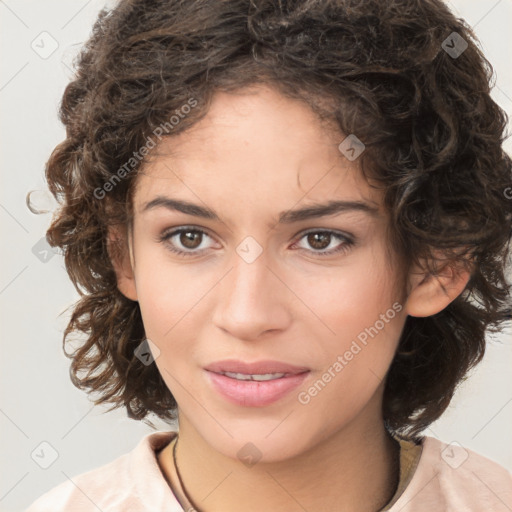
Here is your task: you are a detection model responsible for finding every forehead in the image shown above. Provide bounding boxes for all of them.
[133,86,383,217]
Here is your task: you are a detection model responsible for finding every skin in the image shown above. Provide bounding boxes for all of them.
[111,85,470,512]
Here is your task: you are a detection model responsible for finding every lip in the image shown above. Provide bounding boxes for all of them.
[205,370,310,407]
[204,359,310,375]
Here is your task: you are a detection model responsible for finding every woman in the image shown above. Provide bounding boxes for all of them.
[26,0,512,510]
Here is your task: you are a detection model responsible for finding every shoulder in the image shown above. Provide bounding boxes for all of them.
[390,436,512,512]
[25,430,180,512]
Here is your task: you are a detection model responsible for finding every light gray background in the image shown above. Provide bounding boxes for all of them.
[1,1,511,511]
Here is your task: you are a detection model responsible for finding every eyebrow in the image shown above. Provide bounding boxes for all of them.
[141,196,379,224]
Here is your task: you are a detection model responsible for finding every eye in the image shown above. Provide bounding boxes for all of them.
[158,226,216,256]
[292,229,355,256]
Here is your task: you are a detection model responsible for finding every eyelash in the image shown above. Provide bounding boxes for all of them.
[157,226,355,258]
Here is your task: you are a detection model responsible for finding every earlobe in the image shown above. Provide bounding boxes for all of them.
[107,225,138,302]
[404,260,471,318]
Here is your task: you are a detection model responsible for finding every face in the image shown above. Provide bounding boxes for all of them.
[123,86,408,462]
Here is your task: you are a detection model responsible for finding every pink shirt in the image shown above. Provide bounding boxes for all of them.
[25,430,512,511]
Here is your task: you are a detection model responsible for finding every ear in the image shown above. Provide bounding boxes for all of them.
[107,224,138,302]
[404,257,471,317]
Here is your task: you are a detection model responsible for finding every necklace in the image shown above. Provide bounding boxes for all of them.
[172,436,203,512]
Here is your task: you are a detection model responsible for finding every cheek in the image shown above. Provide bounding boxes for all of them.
[292,245,403,375]
[133,250,211,344]
[298,249,400,335]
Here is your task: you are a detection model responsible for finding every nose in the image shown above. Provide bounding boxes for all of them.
[212,249,292,341]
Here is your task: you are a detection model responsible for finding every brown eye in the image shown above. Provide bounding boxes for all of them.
[293,229,355,257]
[158,227,215,256]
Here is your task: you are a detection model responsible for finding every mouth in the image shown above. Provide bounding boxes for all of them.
[203,360,311,407]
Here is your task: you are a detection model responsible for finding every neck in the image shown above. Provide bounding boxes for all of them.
[158,403,400,511]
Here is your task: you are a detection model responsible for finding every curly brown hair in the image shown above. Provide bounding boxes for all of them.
[31,0,512,439]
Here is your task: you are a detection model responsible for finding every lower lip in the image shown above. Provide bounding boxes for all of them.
[205,370,310,407]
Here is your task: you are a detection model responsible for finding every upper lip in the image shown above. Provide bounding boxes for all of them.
[204,359,310,375]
